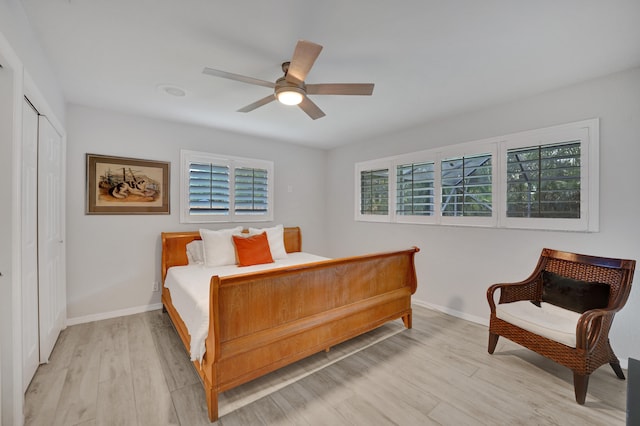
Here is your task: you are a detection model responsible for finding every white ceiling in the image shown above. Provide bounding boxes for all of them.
[20,0,640,149]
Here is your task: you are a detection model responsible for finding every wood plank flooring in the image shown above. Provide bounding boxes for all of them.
[24,306,627,425]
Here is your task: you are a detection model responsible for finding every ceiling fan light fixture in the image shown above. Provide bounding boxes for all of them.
[276,88,304,105]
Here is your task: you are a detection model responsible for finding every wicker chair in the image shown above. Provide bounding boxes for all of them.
[487,248,635,404]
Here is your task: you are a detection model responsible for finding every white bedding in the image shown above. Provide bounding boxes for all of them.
[164,252,329,361]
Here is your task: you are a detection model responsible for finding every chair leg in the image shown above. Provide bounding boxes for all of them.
[573,373,589,405]
[488,332,499,354]
[607,340,626,380]
[610,362,626,380]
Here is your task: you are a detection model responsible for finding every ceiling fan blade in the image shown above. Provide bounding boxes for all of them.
[306,83,375,96]
[298,96,326,120]
[203,67,275,89]
[237,94,276,113]
[286,40,323,84]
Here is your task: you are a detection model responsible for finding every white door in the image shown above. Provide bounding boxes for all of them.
[21,99,39,390]
[37,115,65,363]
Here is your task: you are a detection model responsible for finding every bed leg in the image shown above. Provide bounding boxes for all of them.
[205,385,219,422]
[402,313,412,329]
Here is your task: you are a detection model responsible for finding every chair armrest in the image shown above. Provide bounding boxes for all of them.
[487,278,540,312]
[576,308,617,352]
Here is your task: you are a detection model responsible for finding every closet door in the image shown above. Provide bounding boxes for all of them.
[21,99,39,390]
[37,115,65,363]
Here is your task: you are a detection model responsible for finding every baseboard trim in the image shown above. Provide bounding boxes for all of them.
[412,298,489,327]
[66,303,163,326]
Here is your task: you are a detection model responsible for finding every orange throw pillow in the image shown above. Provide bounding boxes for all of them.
[232,232,274,266]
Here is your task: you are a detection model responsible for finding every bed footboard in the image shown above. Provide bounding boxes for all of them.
[204,247,419,421]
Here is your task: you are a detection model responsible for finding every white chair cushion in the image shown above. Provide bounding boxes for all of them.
[496,301,580,348]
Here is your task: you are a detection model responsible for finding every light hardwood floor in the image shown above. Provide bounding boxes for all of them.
[24,306,627,425]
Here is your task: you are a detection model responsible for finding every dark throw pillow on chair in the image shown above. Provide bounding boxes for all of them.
[541,270,610,313]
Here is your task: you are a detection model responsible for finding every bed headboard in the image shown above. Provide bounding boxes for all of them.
[161,226,302,282]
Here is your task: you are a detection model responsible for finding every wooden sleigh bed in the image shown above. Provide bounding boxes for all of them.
[161,227,419,422]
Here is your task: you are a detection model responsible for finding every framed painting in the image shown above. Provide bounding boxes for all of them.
[86,153,170,214]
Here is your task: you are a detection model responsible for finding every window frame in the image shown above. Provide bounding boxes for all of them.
[355,160,391,222]
[180,150,274,224]
[437,142,498,228]
[394,158,437,225]
[354,119,599,232]
[498,122,597,232]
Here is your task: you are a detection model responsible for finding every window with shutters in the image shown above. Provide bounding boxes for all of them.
[396,161,435,217]
[441,153,492,217]
[180,150,273,223]
[234,167,269,215]
[499,121,595,231]
[188,162,230,215]
[355,118,598,231]
[355,161,390,222]
[506,142,580,219]
[360,169,389,215]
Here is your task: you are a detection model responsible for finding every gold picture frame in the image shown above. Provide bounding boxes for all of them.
[86,153,170,215]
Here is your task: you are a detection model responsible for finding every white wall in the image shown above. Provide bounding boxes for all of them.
[0,0,65,122]
[326,67,640,364]
[65,104,328,321]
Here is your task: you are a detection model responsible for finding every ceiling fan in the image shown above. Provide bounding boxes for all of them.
[202,40,374,120]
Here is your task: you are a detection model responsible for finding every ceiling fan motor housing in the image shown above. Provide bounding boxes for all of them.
[275,77,306,105]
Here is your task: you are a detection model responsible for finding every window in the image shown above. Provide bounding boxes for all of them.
[360,168,389,215]
[355,162,390,222]
[396,161,435,217]
[441,153,492,217]
[500,122,595,231]
[355,119,598,231]
[181,150,273,223]
[234,167,269,215]
[188,162,230,215]
[506,142,580,219]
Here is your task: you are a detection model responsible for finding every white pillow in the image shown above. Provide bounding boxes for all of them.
[185,240,204,265]
[248,224,288,259]
[199,227,243,267]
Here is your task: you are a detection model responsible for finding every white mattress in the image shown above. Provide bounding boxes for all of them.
[164,252,329,361]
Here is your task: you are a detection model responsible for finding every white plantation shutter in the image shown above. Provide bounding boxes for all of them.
[234,167,269,215]
[441,153,492,217]
[360,168,389,215]
[506,141,580,219]
[181,150,273,223]
[396,161,435,217]
[189,162,230,215]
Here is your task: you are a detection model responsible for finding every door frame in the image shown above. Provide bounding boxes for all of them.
[21,97,40,392]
